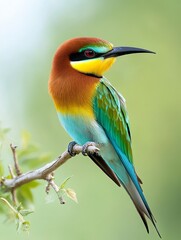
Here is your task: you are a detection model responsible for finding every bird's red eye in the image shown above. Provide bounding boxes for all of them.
[84,49,96,58]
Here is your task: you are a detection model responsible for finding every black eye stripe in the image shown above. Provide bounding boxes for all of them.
[70,50,103,61]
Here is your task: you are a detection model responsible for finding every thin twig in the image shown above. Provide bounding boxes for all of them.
[8,164,15,178]
[10,144,22,176]
[8,164,17,204]
[0,197,25,223]
[11,190,17,205]
[45,173,65,204]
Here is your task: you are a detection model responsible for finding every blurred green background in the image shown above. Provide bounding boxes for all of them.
[0,0,180,239]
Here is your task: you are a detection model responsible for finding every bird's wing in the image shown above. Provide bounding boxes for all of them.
[89,77,132,187]
[92,77,143,190]
[93,77,133,165]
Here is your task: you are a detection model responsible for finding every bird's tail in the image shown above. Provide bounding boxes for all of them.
[123,178,161,238]
[110,145,161,237]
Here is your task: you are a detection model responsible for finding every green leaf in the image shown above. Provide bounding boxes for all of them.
[20,154,51,169]
[17,145,39,159]
[16,181,40,207]
[16,202,23,212]
[60,176,72,190]
[17,186,34,206]
[0,161,4,176]
[19,209,34,216]
[24,181,41,189]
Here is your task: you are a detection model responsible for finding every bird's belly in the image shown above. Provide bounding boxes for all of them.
[57,113,108,145]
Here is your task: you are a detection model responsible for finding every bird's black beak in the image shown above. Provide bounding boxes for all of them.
[103,46,155,59]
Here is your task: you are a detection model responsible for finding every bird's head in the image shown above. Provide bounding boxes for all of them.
[52,37,154,78]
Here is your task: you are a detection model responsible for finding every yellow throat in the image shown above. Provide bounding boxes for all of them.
[70,57,116,77]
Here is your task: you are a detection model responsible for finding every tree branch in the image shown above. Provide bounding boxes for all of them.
[1,143,99,191]
[10,144,22,176]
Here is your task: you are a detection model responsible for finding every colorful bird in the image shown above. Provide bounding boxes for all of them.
[49,37,161,237]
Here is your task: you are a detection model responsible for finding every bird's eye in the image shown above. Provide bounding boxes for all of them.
[84,49,96,58]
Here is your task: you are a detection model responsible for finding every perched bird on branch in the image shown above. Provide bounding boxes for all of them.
[49,37,161,237]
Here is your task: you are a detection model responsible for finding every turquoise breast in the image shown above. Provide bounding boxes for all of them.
[57,112,108,145]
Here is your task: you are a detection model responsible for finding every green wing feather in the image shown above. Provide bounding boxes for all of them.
[93,77,133,164]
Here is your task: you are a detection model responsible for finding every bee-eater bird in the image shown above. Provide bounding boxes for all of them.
[49,37,161,237]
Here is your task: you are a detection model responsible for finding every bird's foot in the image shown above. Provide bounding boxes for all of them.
[82,142,96,156]
[68,141,77,156]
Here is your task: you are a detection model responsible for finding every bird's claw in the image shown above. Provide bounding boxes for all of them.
[82,142,96,156]
[68,141,77,156]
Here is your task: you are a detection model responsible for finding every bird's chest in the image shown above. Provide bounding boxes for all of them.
[52,76,98,116]
[57,112,108,145]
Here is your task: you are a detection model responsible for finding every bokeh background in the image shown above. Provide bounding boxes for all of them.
[0,0,180,239]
